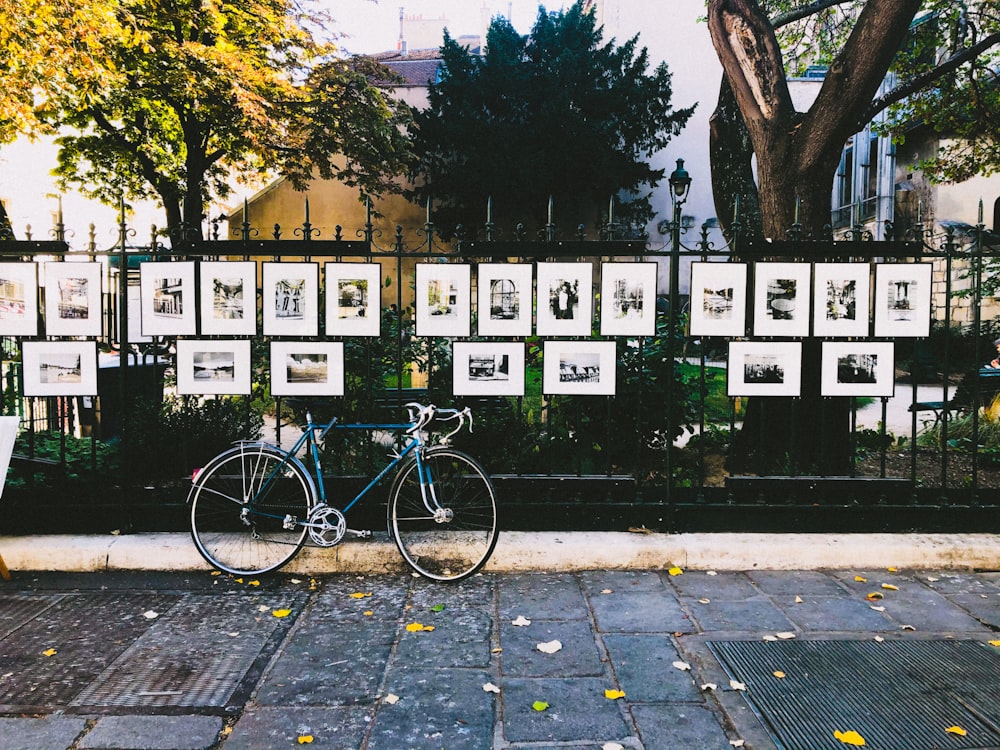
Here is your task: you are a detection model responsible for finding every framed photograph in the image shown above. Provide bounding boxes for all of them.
[199,261,256,336]
[813,262,871,338]
[139,261,197,337]
[600,262,657,337]
[270,341,344,397]
[873,262,932,338]
[44,261,103,337]
[415,263,471,337]
[0,262,38,336]
[22,340,98,396]
[727,341,802,397]
[536,262,593,336]
[542,339,616,396]
[688,262,747,337]
[325,262,381,337]
[453,341,525,396]
[262,262,319,337]
[752,262,811,337]
[176,339,252,395]
[821,341,895,397]
[476,263,532,337]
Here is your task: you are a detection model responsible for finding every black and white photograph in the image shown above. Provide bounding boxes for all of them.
[542,340,615,395]
[476,263,532,336]
[325,262,381,337]
[813,262,871,337]
[415,263,471,337]
[752,262,811,337]
[176,339,251,395]
[139,261,197,337]
[200,261,256,336]
[821,341,895,397]
[45,261,103,337]
[536,262,593,336]
[873,263,932,337]
[262,262,319,336]
[22,340,97,396]
[453,341,525,396]
[270,341,344,396]
[727,341,802,397]
[0,262,38,336]
[688,262,748,337]
[600,262,657,336]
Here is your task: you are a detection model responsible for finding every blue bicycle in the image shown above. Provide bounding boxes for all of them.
[188,403,499,581]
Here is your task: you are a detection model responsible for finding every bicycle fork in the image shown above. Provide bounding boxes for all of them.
[417,449,453,524]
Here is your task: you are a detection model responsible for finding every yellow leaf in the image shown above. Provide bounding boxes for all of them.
[41,648,57,657]
[834,729,866,746]
[532,700,549,711]
[866,592,884,601]
[247,580,260,587]
[773,671,786,678]
[605,689,626,700]
[881,584,899,591]
[272,609,292,618]
[298,736,313,744]
[668,566,683,576]
[349,592,373,599]
[234,578,243,584]
[406,622,434,632]
[988,640,1000,647]
[945,726,967,736]
[363,611,373,617]
[887,566,898,572]
[854,576,867,582]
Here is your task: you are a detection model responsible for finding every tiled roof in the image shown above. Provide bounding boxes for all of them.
[382,58,441,87]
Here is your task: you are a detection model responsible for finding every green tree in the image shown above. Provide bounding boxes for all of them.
[409,2,695,236]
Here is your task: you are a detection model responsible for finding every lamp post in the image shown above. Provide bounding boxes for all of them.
[665,158,691,493]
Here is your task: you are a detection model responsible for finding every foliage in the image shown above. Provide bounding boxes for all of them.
[919,396,1000,464]
[8,430,119,488]
[408,1,695,237]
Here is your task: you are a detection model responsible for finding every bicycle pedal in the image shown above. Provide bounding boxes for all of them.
[346,528,372,539]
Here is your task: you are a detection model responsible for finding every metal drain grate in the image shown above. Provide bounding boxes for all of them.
[709,640,1000,750]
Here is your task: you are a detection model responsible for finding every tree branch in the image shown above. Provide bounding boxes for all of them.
[771,0,855,29]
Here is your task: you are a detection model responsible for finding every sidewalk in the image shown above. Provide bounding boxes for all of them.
[1,539,1000,749]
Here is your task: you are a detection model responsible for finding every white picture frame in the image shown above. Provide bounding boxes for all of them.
[752,262,812,337]
[270,341,344,397]
[139,261,197,337]
[262,262,319,337]
[600,262,657,337]
[324,262,381,337]
[476,263,532,337]
[536,262,593,336]
[0,262,38,336]
[812,262,871,338]
[415,263,471,337]
[44,261,103,337]
[727,341,802,397]
[22,340,98,396]
[542,339,616,395]
[176,339,252,395]
[199,261,257,336]
[821,341,895,397]
[873,262,933,338]
[453,341,525,396]
[688,262,747,337]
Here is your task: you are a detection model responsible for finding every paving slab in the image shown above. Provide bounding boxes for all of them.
[667,571,760,600]
[0,716,88,750]
[687,597,796,633]
[500,619,605,678]
[498,572,590,620]
[632,703,733,750]
[78,715,222,750]
[603,634,702,703]
[500,676,632,744]
[589,589,694,633]
[225,707,373,749]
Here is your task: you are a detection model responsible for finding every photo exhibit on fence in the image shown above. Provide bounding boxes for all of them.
[138,261,197,337]
[536,262,593,336]
[0,262,38,336]
[752,262,811,337]
[453,341,525,396]
[123,279,152,344]
[414,262,471,337]
[44,261,104,337]
[270,341,344,397]
[262,262,319,337]
[176,339,252,395]
[199,261,256,336]
[873,262,932,337]
[22,340,98,397]
[820,341,895,397]
[599,262,657,337]
[812,262,871,338]
[727,341,802,397]
[688,261,747,337]
[542,340,616,395]
[476,263,532,337]
[324,262,381,337]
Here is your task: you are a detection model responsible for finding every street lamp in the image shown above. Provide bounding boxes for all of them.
[665,158,690,497]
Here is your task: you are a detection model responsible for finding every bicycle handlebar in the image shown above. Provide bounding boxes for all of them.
[404,402,474,440]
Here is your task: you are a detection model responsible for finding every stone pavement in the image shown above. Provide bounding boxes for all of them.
[1,566,1000,749]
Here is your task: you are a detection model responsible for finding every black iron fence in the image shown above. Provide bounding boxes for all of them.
[1,206,999,534]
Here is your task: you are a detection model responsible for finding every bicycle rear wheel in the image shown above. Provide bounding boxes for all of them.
[388,447,499,582]
[189,444,314,576]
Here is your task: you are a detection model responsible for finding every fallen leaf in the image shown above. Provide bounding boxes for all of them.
[775,632,796,640]
[142,610,159,619]
[730,680,746,691]
[870,606,886,612]
[706,570,718,576]
[701,683,717,691]
[794,596,803,604]
[773,671,786,679]
[926,576,939,582]
[482,682,501,694]
[492,647,503,654]
[511,615,531,627]
[887,566,898,573]
[604,688,626,700]
[247,580,260,587]
[234,578,243,584]
[945,726,967,736]
[730,741,746,748]
[41,648,57,657]
[290,578,302,584]
[672,661,692,671]
[901,624,916,631]
[866,592,884,601]
[763,635,778,642]
[668,566,684,576]
[429,603,445,613]
[406,622,435,632]
[602,743,625,750]
[698,598,711,604]
[537,640,562,654]
[297,736,313,745]
[854,575,867,583]
[833,729,866,745]
[874,636,885,642]
[363,611,373,617]
[383,694,400,705]
[989,640,1000,647]
[881,583,899,591]
[628,526,652,534]
[532,700,549,712]
[601,588,613,594]
[272,609,292,618]
[349,592,372,599]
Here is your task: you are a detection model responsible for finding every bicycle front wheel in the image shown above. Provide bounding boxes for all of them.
[189,444,314,576]
[388,447,499,582]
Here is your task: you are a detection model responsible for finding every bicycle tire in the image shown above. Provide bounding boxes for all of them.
[189,443,315,576]
[387,447,499,582]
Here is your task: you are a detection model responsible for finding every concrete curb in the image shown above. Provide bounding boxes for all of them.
[0,532,998,573]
